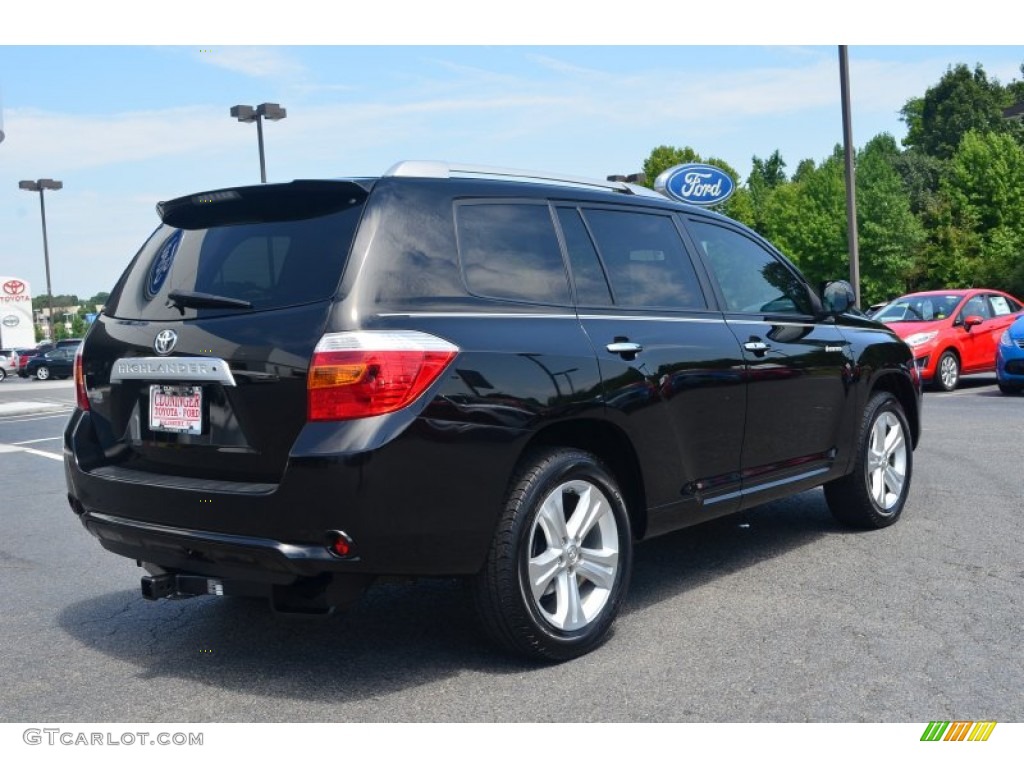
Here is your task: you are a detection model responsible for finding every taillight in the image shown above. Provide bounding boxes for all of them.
[74,345,90,411]
[307,331,458,421]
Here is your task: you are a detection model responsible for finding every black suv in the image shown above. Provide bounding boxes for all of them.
[65,161,922,660]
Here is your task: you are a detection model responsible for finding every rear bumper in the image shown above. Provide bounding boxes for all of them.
[78,509,342,584]
[64,408,524,579]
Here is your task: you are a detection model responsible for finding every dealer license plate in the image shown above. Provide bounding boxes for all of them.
[149,385,203,435]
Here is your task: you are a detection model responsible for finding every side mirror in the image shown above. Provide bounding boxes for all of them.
[822,280,856,315]
[963,315,984,331]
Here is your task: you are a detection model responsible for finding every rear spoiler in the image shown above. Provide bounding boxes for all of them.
[156,179,373,230]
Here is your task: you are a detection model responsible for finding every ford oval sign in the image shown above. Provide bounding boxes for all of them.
[654,163,735,206]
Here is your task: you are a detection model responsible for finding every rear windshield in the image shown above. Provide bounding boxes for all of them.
[106,183,367,320]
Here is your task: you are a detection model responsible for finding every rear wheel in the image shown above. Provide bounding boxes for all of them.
[935,351,959,391]
[0,368,6,382]
[35,366,50,381]
[825,392,912,529]
[471,447,632,661]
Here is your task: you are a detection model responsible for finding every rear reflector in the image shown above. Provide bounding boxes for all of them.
[307,331,458,421]
[326,530,354,558]
[74,344,90,411]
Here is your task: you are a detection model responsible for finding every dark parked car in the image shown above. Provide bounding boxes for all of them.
[65,161,922,660]
[25,346,78,380]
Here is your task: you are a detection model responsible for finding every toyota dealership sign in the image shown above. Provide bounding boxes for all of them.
[0,276,34,348]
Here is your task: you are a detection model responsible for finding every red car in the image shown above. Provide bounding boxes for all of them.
[874,288,1024,390]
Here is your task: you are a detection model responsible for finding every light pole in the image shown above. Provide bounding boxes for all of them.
[18,178,62,340]
[839,46,861,307]
[230,102,287,183]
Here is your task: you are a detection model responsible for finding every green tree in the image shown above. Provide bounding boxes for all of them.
[943,130,1024,296]
[641,145,702,183]
[791,158,817,183]
[891,148,946,216]
[32,293,79,312]
[758,148,848,288]
[901,63,1014,159]
[747,150,787,231]
[748,150,787,188]
[854,134,924,304]
[84,291,110,311]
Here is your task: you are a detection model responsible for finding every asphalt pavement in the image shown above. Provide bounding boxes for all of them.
[1,374,1021,722]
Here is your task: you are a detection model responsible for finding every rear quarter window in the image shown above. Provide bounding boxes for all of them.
[455,202,570,305]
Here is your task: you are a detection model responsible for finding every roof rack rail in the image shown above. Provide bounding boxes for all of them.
[383,160,665,198]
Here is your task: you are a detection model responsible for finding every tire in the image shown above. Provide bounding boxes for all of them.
[998,381,1021,395]
[471,447,633,661]
[934,351,959,391]
[35,366,50,381]
[0,368,6,382]
[825,392,912,529]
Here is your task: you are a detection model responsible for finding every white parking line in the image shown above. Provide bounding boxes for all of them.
[12,437,62,445]
[0,443,64,462]
[0,413,73,423]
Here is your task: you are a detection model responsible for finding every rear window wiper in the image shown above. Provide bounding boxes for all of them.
[167,289,253,314]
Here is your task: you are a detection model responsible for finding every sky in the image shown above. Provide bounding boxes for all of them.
[1,5,1022,302]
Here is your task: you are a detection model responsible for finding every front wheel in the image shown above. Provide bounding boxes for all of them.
[471,448,633,661]
[998,381,1021,395]
[825,392,912,529]
[935,351,959,391]
[0,368,6,382]
[35,366,50,381]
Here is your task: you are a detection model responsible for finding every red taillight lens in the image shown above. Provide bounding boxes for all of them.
[74,345,90,411]
[307,331,458,421]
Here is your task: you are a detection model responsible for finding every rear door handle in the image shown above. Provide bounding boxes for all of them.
[744,341,771,353]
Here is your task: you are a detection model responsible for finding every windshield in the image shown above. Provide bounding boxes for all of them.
[874,294,963,323]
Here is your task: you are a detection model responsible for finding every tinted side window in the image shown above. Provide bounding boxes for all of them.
[556,208,612,306]
[582,209,705,309]
[687,220,812,315]
[988,294,1018,316]
[959,295,990,322]
[456,203,570,305]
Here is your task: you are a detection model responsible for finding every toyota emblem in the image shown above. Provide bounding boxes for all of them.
[154,329,178,355]
[3,279,26,296]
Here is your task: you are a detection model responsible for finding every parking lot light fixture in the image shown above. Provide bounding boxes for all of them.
[230,102,287,183]
[18,178,63,340]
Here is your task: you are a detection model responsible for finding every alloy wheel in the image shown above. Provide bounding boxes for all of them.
[525,479,620,632]
[865,411,907,511]
[939,354,958,390]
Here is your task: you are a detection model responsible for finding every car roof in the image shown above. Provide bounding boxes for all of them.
[896,287,1017,298]
[157,160,739,228]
